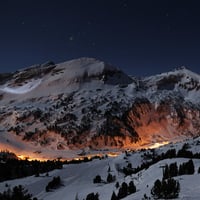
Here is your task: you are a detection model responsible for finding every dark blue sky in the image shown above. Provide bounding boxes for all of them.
[0,0,200,76]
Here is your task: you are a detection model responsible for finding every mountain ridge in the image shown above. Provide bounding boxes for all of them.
[0,58,199,159]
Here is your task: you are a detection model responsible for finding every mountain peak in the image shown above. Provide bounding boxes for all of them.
[45,57,133,86]
[0,58,133,96]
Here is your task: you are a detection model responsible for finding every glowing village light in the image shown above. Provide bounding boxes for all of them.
[148,141,169,149]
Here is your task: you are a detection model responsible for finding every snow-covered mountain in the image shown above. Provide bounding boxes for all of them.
[0,58,200,159]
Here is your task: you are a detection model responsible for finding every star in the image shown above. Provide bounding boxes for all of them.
[69,36,74,41]
[121,0,128,8]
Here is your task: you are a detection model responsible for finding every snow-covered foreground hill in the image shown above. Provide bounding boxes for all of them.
[1,138,200,200]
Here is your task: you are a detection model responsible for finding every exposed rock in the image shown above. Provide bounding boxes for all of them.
[0,58,200,153]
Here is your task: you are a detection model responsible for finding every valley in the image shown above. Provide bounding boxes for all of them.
[1,137,200,199]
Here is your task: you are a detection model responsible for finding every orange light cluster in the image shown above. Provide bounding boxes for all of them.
[11,141,170,162]
[17,154,47,161]
[107,152,120,157]
[148,141,169,149]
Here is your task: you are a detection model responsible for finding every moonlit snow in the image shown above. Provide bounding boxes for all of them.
[1,138,200,200]
[0,79,42,94]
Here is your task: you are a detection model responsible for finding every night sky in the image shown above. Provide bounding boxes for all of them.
[0,0,200,76]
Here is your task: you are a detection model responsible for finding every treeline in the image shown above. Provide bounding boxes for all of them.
[85,180,136,200]
[0,150,107,182]
[163,159,195,179]
[85,193,99,200]
[0,159,62,182]
[63,154,111,166]
[64,155,104,165]
[123,143,200,176]
[151,178,180,199]
[147,154,196,199]
[0,150,17,160]
[150,160,183,199]
[0,185,37,200]
[111,181,136,200]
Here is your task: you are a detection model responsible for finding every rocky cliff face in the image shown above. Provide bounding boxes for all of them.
[0,58,200,155]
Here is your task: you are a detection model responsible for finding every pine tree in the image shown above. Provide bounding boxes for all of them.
[111,191,118,200]
[163,163,178,179]
[108,164,111,172]
[151,179,162,199]
[169,162,178,177]
[179,164,184,175]
[75,193,79,200]
[107,173,113,183]
[187,159,195,174]
[128,181,136,194]
[93,175,101,183]
[163,165,169,179]
[198,167,200,173]
[179,159,195,175]
[86,192,99,200]
[0,185,33,200]
[115,182,119,189]
[118,182,128,199]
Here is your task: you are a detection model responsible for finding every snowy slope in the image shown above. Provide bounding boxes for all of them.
[1,138,200,199]
[0,79,42,94]
[144,67,200,104]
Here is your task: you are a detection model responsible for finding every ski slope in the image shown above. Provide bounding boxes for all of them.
[1,139,200,200]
